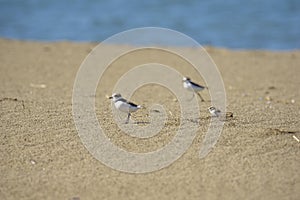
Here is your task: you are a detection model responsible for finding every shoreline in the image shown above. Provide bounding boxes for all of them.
[1,38,299,52]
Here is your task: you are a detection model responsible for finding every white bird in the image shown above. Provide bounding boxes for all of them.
[208,106,222,117]
[109,93,141,124]
[182,77,206,101]
[208,106,233,118]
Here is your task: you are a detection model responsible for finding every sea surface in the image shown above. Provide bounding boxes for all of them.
[0,0,299,50]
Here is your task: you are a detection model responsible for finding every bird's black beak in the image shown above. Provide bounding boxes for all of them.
[108,96,112,99]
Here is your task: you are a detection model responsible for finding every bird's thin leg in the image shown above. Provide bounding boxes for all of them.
[188,92,195,101]
[196,92,205,102]
[125,112,131,124]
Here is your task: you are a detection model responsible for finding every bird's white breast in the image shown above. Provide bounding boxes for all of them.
[183,82,195,91]
[114,101,139,113]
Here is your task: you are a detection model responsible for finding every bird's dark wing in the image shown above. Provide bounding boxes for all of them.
[127,101,139,107]
[190,81,205,89]
[116,98,139,107]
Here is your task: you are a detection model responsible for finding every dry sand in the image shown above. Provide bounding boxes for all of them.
[0,38,299,200]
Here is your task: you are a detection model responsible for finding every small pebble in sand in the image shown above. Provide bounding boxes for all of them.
[268,86,276,90]
[265,96,272,101]
[151,109,160,113]
[30,160,36,165]
[291,99,295,104]
[265,104,272,109]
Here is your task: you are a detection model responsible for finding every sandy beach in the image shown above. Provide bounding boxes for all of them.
[0,38,299,199]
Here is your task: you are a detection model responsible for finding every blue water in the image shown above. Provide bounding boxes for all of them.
[0,0,299,50]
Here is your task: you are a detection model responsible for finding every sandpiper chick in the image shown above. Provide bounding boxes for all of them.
[208,106,233,118]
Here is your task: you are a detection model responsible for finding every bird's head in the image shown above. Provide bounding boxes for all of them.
[182,77,190,82]
[208,106,216,112]
[109,93,122,100]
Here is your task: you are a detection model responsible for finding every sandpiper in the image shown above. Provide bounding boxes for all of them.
[182,77,206,101]
[208,106,233,118]
[208,106,221,117]
[109,93,141,124]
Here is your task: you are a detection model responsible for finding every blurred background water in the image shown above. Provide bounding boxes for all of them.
[0,0,299,50]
